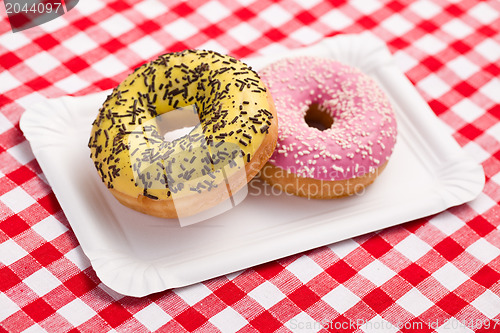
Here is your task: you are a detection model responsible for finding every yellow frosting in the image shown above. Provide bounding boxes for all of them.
[88,50,274,200]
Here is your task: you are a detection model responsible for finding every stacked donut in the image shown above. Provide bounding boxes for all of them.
[258,57,397,199]
[89,50,278,218]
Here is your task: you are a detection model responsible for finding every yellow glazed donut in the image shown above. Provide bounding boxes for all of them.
[88,50,278,218]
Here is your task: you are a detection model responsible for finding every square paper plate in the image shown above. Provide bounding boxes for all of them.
[20,34,484,297]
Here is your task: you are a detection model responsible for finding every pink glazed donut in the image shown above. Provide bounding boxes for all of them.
[258,57,397,199]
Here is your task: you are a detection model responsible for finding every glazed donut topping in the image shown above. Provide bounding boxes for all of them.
[88,50,274,200]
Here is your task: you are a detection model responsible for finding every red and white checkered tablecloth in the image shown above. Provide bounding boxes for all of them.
[1,0,500,332]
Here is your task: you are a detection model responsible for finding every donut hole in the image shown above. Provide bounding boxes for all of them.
[157,104,200,142]
[304,103,333,131]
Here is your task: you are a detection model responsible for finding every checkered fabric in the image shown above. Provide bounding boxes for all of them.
[1,0,500,332]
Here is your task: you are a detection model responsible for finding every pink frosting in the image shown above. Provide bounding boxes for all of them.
[259,57,397,181]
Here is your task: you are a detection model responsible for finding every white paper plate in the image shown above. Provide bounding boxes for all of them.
[20,34,484,297]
